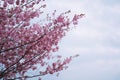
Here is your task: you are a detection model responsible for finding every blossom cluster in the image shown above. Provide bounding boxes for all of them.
[0,0,84,79]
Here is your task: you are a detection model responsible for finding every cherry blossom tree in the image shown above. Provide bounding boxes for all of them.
[0,0,84,80]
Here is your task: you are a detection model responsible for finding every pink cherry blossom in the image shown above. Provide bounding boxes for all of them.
[0,0,84,80]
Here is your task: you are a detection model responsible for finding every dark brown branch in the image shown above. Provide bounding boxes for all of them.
[21,0,37,7]
[14,74,45,80]
[1,47,46,79]
[0,33,45,53]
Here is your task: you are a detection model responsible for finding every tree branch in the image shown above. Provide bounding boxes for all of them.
[0,33,45,53]
[14,74,45,80]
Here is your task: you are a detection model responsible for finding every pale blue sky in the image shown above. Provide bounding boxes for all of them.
[32,0,120,80]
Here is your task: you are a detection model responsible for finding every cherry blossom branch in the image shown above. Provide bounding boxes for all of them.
[0,1,45,53]
[1,34,45,70]
[0,33,45,53]
[14,74,45,80]
[0,23,58,78]
[21,0,36,7]
[0,44,46,79]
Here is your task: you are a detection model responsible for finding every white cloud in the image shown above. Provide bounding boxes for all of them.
[56,58,120,80]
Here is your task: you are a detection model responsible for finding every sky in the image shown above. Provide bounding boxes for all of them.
[35,0,120,80]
